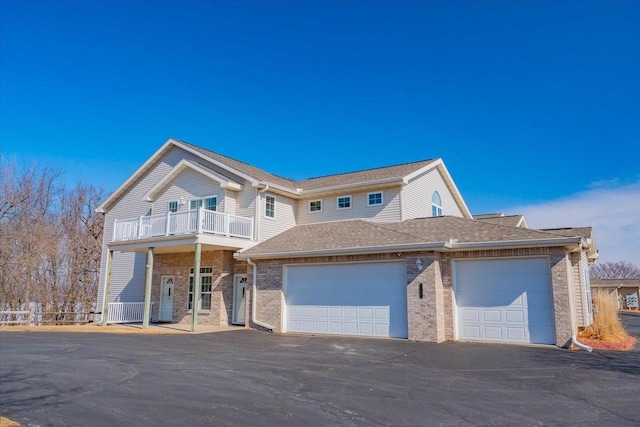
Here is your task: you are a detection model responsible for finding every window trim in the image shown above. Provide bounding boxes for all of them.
[367,191,384,207]
[336,195,352,210]
[188,266,213,312]
[189,195,218,212]
[431,191,443,217]
[168,200,179,213]
[264,194,276,219]
[308,199,323,213]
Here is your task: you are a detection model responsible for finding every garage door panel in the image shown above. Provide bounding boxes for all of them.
[506,328,526,341]
[455,258,555,345]
[286,263,407,338]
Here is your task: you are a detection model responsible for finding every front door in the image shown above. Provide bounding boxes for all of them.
[160,276,174,322]
[232,275,247,325]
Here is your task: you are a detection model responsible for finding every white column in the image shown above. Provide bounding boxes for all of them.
[142,247,154,328]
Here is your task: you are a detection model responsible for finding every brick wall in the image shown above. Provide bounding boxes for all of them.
[248,246,575,346]
[152,250,237,326]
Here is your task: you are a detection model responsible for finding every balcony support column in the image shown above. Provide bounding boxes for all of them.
[142,247,154,328]
[190,242,202,332]
[101,250,114,326]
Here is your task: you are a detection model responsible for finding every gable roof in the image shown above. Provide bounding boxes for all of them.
[296,159,437,191]
[591,279,640,287]
[143,159,243,202]
[475,214,528,228]
[98,138,472,217]
[236,216,585,259]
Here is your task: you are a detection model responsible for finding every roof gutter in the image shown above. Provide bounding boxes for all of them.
[235,237,583,261]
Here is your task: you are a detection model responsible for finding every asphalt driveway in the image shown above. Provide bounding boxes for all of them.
[1,314,639,426]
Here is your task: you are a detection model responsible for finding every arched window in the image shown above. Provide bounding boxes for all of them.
[431,191,443,216]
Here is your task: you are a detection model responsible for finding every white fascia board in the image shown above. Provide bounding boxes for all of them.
[235,236,584,260]
[401,160,439,183]
[172,139,261,187]
[96,138,257,213]
[434,160,473,219]
[142,159,242,202]
[400,159,473,219]
[96,139,176,213]
[297,177,405,198]
[449,237,583,251]
[516,216,528,228]
[254,181,301,197]
[235,242,448,260]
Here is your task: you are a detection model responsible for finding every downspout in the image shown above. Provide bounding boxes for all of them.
[565,250,593,352]
[247,256,273,332]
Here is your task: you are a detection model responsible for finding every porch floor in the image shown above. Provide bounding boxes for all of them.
[120,322,247,334]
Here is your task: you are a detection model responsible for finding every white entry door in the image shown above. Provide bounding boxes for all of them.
[160,276,174,321]
[232,275,247,325]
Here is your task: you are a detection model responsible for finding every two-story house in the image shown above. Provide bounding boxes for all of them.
[96,138,598,347]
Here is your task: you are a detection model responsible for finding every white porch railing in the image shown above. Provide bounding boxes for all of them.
[112,208,254,242]
[107,302,153,324]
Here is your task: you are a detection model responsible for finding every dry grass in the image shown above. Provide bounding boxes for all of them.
[0,416,20,427]
[580,290,631,342]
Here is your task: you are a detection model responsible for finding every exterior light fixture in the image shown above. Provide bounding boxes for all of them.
[416,258,423,271]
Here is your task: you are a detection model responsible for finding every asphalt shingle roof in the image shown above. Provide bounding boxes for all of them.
[240,216,581,257]
[475,215,525,227]
[178,139,437,193]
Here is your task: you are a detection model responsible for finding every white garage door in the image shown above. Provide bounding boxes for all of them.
[285,262,407,338]
[454,258,555,344]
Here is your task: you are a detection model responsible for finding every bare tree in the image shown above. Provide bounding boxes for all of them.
[590,261,640,280]
[0,159,105,319]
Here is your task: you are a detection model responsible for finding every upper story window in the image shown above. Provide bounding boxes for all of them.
[337,196,352,210]
[190,196,217,211]
[367,192,383,206]
[265,195,276,218]
[309,200,322,213]
[168,200,179,213]
[431,191,443,216]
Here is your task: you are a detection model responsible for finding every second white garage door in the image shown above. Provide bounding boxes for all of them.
[284,262,407,338]
[454,258,556,345]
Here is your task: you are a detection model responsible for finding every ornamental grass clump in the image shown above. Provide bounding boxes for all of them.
[581,290,629,342]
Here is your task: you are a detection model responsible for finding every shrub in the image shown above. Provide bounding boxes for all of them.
[580,290,630,342]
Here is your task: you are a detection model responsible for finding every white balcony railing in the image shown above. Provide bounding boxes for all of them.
[112,208,254,242]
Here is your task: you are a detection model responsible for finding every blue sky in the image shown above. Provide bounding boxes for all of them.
[1,1,638,263]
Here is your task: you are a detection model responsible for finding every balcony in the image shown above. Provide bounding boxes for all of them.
[112,208,254,242]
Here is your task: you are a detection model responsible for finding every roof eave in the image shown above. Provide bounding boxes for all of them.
[235,241,449,260]
[235,236,584,260]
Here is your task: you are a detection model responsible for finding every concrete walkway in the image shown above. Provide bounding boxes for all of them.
[120,322,246,334]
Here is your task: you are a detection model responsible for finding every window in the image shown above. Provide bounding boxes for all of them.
[189,267,213,311]
[309,200,322,212]
[190,196,217,211]
[265,195,275,218]
[168,201,179,213]
[337,196,352,210]
[367,192,383,206]
[432,191,443,216]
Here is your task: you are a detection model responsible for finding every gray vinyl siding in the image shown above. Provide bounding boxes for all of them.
[297,188,401,224]
[259,193,297,241]
[579,252,592,326]
[152,169,226,214]
[236,186,257,220]
[401,169,463,220]
[97,145,252,307]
